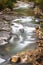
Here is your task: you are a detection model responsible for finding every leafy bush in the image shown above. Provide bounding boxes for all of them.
[5,0,13,10]
[11,0,17,3]
[35,0,43,3]
[0,0,17,10]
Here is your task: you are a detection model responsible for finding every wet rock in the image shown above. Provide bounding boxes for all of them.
[14,34,19,40]
[0,39,8,45]
[38,43,43,47]
[0,11,3,15]
[36,56,42,64]
[3,16,13,21]
[19,29,24,33]
[28,62,33,65]
[0,31,10,39]
[8,34,19,44]
[0,20,10,31]
[3,8,17,15]
[10,56,21,63]
[0,30,10,45]
[3,8,11,14]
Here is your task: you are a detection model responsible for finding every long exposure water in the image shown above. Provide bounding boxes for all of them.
[0,1,40,65]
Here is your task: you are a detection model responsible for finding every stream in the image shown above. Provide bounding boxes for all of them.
[0,1,40,65]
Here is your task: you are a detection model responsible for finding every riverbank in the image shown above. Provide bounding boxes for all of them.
[7,43,43,65]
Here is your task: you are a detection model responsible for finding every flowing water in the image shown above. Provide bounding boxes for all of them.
[0,1,40,64]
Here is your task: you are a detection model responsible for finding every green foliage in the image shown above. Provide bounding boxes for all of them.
[0,0,17,10]
[35,0,43,3]
[6,0,13,9]
[11,0,17,3]
[0,0,8,10]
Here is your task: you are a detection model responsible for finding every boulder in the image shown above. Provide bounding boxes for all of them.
[19,29,24,33]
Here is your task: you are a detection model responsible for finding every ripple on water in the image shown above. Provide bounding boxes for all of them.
[12,16,34,23]
[13,1,34,9]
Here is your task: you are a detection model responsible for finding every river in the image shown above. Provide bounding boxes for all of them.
[0,1,40,65]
